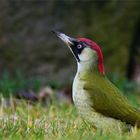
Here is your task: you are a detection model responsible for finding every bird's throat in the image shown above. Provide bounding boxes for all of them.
[77,60,100,77]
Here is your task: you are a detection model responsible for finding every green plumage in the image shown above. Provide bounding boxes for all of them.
[73,68,140,132]
[53,31,140,133]
[83,72,140,127]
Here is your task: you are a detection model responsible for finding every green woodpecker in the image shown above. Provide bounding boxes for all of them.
[53,31,140,132]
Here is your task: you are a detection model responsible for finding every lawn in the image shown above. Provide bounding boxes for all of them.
[0,72,140,140]
[0,96,140,140]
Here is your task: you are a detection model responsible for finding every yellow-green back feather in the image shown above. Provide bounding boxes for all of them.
[83,73,140,127]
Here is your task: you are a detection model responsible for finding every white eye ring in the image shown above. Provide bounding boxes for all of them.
[77,44,82,49]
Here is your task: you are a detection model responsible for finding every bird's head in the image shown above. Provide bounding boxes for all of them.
[53,31,104,75]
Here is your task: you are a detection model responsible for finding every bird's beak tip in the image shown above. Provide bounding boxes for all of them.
[52,30,71,44]
[51,29,60,36]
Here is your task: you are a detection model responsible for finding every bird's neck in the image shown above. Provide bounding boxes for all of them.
[77,60,99,78]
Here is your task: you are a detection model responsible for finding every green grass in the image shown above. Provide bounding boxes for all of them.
[0,72,140,140]
[0,97,140,140]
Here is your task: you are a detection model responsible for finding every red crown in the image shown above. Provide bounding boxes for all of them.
[78,38,104,75]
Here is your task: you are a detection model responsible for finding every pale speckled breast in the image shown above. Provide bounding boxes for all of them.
[72,74,129,132]
[72,74,95,120]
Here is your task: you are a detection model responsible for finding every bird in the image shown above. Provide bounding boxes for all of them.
[53,30,140,132]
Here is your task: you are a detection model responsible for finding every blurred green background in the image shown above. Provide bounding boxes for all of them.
[0,0,140,87]
[1,1,140,139]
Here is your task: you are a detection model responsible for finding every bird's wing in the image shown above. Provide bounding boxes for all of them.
[83,76,140,126]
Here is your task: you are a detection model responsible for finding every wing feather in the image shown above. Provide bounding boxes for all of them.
[83,76,140,127]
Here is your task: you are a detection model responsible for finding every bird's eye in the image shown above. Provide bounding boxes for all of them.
[77,44,82,49]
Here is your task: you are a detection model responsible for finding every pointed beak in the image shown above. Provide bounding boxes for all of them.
[52,30,77,46]
[52,30,81,62]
